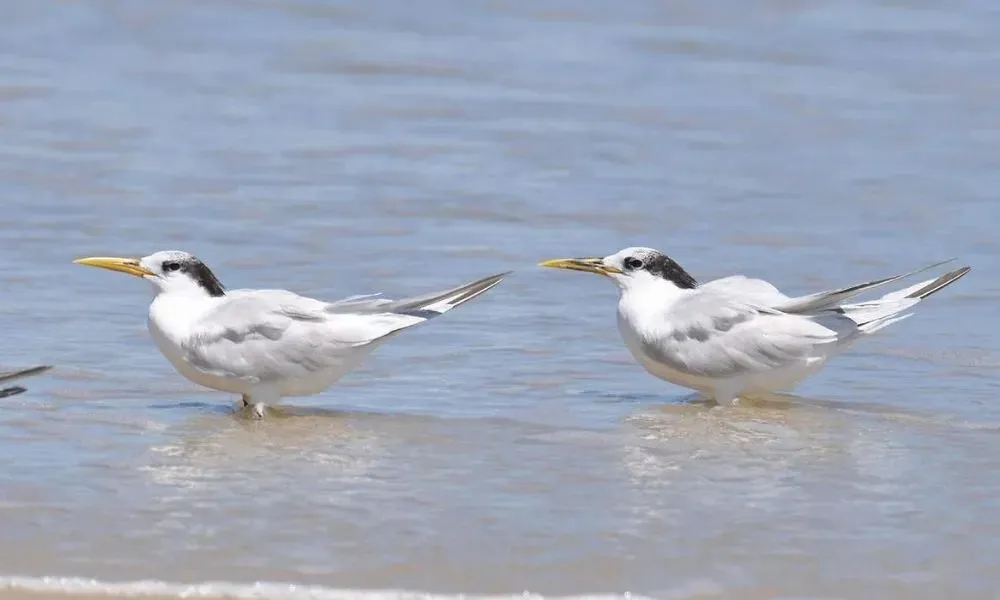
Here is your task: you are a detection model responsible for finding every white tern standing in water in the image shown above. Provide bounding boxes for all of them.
[76,251,508,417]
[540,247,970,404]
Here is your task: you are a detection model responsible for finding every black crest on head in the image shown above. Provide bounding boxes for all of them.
[625,249,698,289]
[175,257,226,297]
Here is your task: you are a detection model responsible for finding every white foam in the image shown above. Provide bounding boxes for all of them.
[0,576,655,600]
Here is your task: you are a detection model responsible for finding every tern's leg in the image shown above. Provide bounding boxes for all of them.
[239,397,266,419]
[712,387,740,406]
[238,394,267,419]
[241,386,280,419]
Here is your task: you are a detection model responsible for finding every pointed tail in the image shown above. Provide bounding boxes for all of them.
[775,258,957,314]
[902,266,971,300]
[841,265,971,334]
[387,272,510,317]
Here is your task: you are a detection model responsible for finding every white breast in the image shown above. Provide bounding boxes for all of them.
[616,308,714,393]
[147,295,250,395]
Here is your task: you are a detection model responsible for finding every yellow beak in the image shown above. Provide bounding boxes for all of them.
[538,257,622,276]
[73,256,155,278]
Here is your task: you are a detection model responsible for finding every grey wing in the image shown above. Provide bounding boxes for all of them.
[182,291,419,383]
[643,292,840,379]
[181,273,508,383]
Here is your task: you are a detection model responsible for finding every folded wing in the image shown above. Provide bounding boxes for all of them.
[639,259,970,382]
[181,272,509,383]
[641,292,839,380]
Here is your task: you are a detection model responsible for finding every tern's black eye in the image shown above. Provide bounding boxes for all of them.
[163,261,181,273]
[623,257,643,271]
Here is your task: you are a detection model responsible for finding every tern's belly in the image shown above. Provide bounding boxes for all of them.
[628,343,714,392]
[625,337,826,396]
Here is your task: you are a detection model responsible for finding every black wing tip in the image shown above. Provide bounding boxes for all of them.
[943,265,972,282]
[481,270,513,287]
[907,265,972,299]
[463,271,512,294]
[448,271,511,307]
[482,271,513,282]
[921,257,958,273]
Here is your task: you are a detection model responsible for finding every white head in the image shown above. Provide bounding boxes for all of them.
[74,250,227,297]
[539,246,698,292]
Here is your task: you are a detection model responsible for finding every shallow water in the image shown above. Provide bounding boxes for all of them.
[1,1,999,599]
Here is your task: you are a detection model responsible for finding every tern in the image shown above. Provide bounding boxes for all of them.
[75,251,508,417]
[0,365,52,399]
[540,247,970,405]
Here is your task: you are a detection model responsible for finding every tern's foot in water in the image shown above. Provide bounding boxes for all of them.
[712,394,741,406]
[239,395,267,419]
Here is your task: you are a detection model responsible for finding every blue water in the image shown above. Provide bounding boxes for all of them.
[0,1,999,598]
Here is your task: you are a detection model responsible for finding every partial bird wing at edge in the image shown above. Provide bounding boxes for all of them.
[0,365,52,384]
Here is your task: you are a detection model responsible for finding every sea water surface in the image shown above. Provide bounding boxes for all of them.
[1,1,999,599]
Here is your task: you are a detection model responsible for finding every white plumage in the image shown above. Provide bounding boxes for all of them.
[76,251,508,417]
[541,247,970,404]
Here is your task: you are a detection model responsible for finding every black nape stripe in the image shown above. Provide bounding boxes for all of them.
[182,260,226,297]
[646,254,698,289]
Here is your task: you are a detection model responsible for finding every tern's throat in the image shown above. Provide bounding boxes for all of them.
[618,274,692,322]
[148,292,223,341]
